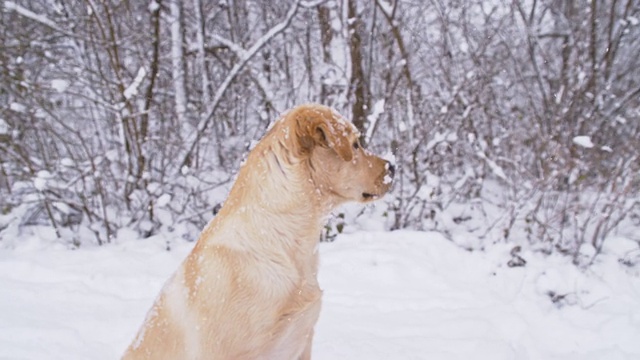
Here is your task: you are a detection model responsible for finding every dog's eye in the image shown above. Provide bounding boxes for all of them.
[353,141,360,150]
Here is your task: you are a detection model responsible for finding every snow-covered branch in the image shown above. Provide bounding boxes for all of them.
[299,0,327,7]
[4,1,75,38]
[123,67,146,100]
[206,34,276,110]
[179,0,302,169]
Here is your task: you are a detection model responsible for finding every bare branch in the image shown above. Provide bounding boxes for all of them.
[179,0,302,169]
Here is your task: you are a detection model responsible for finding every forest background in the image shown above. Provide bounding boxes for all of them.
[1,0,639,267]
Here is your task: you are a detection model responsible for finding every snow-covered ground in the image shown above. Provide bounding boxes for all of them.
[1,230,639,360]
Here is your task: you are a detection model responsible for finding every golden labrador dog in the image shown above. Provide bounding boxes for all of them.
[122,104,394,360]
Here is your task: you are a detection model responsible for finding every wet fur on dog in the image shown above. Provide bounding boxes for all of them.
[122,104,394,360]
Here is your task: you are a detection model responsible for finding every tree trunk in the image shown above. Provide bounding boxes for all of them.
[170,0,188,135]
[346,0,368,137]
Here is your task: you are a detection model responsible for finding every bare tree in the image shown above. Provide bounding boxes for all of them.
[346,0,368,135]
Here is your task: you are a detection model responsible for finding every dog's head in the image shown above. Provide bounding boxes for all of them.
[284,104,394,204]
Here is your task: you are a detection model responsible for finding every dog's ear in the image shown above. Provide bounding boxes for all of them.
[294,106,353,161]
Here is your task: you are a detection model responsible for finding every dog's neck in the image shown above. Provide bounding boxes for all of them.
[199,128,332,260]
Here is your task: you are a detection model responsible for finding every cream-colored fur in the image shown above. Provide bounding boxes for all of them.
[122,104,394,360]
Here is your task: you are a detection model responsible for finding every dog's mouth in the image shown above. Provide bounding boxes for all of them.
[362,192,380,201]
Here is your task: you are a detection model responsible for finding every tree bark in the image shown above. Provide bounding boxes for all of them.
[170,0,188,133]
[346,0,368,138]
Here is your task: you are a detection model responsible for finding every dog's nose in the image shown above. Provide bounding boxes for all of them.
[387,162,396,177]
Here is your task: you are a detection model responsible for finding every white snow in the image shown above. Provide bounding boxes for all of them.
[32,170,53,191]
[50,79,70,93]
[138,220,154,233]
[148,0,160,12]
[156,193,172,207]
[146,181,161,194]
[60,158,75,167]
[0,118,8,134]
[123,67,146,100]
[381,151,396,166]
[573,136,594,149]
[383,174,393,185]
[459,41,469,53]
[1,230,639,359]
[365,99,385,143]
[32,178,48,192]
[9,102,26,113]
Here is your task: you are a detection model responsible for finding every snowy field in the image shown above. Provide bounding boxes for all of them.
[1,230,639,360]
